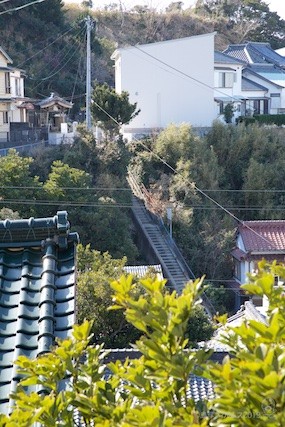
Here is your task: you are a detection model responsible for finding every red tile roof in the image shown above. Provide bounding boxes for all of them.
[231,247,247,260]
[239,220,285,252]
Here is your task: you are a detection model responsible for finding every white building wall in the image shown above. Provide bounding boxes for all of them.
[0,52,8,68]
[214,64,244,122]
[214,64,243,99]
[113,33,216,134]
[242,71,283,113]
[279,88,285,111]
[237,234,245,251]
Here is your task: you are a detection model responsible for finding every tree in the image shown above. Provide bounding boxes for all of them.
[43,159,93,219]
[4,263,285,425]
[223,103,234,124]
[76,244,213,348]
[186,305,214,345]
[206,260,285,425]
[76,244,141,348]
[195,0,285,47]
[0,149,43,217]
[3,275,211,426]
[91,83,140,136]
[44,160,92,203]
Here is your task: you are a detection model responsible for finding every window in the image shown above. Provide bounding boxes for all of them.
[219,72,235,88]
[15,78,21,96]
[253,99,268,115]
[5,72,10,94]
[3,111,8,124]
[234,260,241,281]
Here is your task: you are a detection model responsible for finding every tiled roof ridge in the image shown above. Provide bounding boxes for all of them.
[214,50,247,64]
[242,220,285,226]
[0,211,79,248]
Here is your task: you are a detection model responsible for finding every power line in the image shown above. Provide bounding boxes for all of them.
[2,184,285,194]
[0,0,47,16]
[106,27,256,113]
[0,185,132,191]
[17,26,78,68]
[1,197,285,212]
[90,94,282,251]
[30,25,86,83]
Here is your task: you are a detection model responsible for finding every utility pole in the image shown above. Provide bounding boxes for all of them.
[86,15,92,130]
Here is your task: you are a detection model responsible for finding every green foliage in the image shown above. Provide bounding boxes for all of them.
[5,264,285,425]
[0,139,137,262]
[204,283,235,315]
[195,0,285,48]
[131,123,233,280]
[239,114,285,126]
[4,275,211,426]
[44,160,92,202]
[186,305,214,345]
[76,245,213,348]
[0,149,42,216]
[91,83,140,136]
[76,244,141,348]
[223,103,234,124]
[206,260,285,425]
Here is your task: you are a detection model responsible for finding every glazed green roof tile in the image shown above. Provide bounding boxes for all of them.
[0,211,78,415]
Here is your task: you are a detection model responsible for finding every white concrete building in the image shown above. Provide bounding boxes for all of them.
[0,47,26,142]
[112,33,216,140]
[224,42,285,115]
[214,51,284,122]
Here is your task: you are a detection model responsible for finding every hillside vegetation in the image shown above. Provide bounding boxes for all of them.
[0,0,284,115]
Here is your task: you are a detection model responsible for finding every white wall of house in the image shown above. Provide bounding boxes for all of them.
[214,64,243,98]
[235,235,251,284]
[214,63,244,122]
[10,69,25,123]
[242,70,283,114]
[112,33,216,137]
[10,70,24,98]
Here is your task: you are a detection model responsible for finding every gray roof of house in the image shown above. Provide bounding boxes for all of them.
[123,264,163,279]
[242,76,268,91]
[214,50,246,65]
[103,349,216,402]
[224,42,285,68]
[0,211,78,415]
[243,66,284,89]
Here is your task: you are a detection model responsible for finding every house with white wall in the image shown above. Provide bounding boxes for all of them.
[0,46,75,150]
[231,220,285,309]
[223,42,285,115]
[214,51,246,122]
[214,50,284,122]
[0,47,26,143]
[111,33,216,140]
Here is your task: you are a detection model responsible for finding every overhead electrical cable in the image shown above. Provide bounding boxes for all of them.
[133,44,256,113]
[90,100,281,250]
[17,26,78,68]
[2,185,285,194]
[30,25,86,83]
[0,0,47,16]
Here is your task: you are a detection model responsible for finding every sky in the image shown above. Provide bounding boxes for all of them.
[65,0,285,20]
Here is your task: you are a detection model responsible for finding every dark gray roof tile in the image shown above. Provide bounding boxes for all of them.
[0,211,78,415]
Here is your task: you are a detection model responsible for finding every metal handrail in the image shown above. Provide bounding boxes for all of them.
[128,172,216,315]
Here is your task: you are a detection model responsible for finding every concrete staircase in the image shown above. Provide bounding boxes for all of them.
[132,196,194,294]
